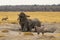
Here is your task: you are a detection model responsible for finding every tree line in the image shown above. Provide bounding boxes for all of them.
[0,5,60,11]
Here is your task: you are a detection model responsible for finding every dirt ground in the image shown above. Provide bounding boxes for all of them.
[0,23,60,40]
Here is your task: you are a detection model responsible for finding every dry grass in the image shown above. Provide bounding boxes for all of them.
[1,29,9,33]
[23,32,34,36]
[0,11,60,40]
[0,12,60,23]
[0,32,7,37]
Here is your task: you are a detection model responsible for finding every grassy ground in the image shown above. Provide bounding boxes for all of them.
[0,12,60,40]
[0,12,60,23]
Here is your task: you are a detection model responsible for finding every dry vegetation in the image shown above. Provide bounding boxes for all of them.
[0,12,60,23]
[0,12,60,40]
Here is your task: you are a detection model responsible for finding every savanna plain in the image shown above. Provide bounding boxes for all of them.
[0,12,60,40]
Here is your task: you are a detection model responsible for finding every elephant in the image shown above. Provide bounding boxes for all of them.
[35,25,56,35]
[28,18,41,32]
[18,12,41,32]
[18,12,30,32]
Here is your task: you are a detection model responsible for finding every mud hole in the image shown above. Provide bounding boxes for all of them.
[0,23,60,40]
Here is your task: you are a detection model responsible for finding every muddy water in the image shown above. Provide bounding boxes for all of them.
[0,31,60,40]
[0,23,60,40]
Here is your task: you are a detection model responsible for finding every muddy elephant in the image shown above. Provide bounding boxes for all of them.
[28,18,41,31]
[18,12,41,32]
[18,12,30,32]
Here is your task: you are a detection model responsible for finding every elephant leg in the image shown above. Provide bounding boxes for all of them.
[23,23,28,32]
[22,26,24,32]
[29,27,31,32]
[21,25,24,31]
[26,23,31,32]
[23,27,25,32]
[34,26,37,32]
[29,26,32,32]
[27,26,30,32]
[23,26,27,32]
[20,23,25,32]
